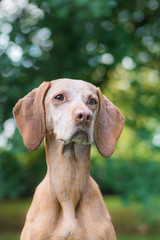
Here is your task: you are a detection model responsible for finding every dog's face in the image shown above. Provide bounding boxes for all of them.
[13,79,124,158]
[45,79,98,145]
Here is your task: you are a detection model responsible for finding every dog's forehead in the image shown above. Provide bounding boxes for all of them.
[48,78,97,98]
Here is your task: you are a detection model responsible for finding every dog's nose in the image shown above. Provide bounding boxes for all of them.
[74,110,93,124]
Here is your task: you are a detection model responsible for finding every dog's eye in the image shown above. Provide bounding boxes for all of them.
[89,98,97,105]
[54,94,64,101]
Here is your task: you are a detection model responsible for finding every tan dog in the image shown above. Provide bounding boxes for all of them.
[13,79,124,240]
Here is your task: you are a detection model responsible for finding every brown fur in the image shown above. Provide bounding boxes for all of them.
[13,79,124,240]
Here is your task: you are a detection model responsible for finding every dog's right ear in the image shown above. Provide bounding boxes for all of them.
[13,82,51,151]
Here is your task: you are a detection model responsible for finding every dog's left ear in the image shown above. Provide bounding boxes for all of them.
[94,88,125,158]
[13,82,51,151]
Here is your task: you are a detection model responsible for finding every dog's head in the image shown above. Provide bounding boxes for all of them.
[13,79,124,158]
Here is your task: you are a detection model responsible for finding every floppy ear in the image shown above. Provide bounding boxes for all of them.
[94,88,125,158]
[13,81,51,151]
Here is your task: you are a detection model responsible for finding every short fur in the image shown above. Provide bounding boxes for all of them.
[13,79,124,240]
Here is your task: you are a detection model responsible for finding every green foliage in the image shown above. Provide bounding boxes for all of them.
[91,156,160,227]
[0,0,160,127]
[24,147,47,194]
[0,0,160,228]
[91,157,160,198]
[0,151,28,199]
[138,197,160,228]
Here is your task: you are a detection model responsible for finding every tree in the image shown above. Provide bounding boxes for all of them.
[0,0,159,128]
[0,2,160,225]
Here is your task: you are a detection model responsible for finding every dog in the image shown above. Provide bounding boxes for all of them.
[13,78,124,240]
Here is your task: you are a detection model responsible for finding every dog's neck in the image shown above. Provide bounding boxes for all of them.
[45,133,91,218]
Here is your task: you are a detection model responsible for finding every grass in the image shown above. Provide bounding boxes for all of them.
[0,198,31,220]
[0,196,160,240]
[0,233,19,240]
[104,196,141,234]
[0,198,31,233]
[118,236,160,240]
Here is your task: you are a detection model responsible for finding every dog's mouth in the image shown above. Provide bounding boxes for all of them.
[59,130,90,145]
[71,130,88,143]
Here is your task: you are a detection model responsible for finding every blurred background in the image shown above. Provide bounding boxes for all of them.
[0,0,160,239]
